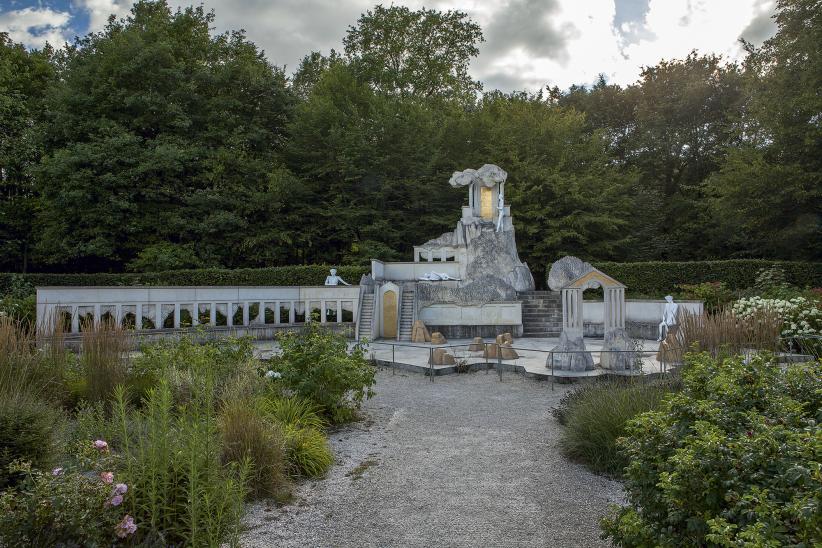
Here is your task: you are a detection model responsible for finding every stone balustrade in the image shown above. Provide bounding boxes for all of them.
[36,285,360,335]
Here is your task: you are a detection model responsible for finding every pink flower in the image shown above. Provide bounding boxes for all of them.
[112,483,128,496]
[93,440,109,452]
[100,471,114,484]
[108,494,124,507]
[51,467,63,476]
[115,515,137,538]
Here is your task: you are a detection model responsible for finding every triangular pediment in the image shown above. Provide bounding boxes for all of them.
[565,269,625,290]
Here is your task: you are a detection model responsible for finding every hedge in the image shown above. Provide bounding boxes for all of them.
[0,265,370,296]
[589,260,822,295]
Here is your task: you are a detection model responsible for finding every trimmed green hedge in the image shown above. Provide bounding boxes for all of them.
[590,260,822,295]
[0,265,370,296]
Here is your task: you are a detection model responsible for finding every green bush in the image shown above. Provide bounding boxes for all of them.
[556,379,676,477]
[259,395,327,431]
[282,425,333,478]
[273,323,376,424]
[0,264,370,297]
[0,393,60,488]
[218,399,289,500]
[676,281,735,313]
[586,260,822,296]
[113,382,249,546]
[0,459,134,545]
[601,353,822,547]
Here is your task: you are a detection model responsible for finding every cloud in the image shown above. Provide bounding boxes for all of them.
[77,0,134,32]
[0,7,72,48]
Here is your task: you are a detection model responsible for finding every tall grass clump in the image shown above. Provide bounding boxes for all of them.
[258,396,332,478]
[218,399,289,500]
[80,321,128,404]
[113,381,249,546]
[0,391,61,488]
[557,379,678,477]
[678,306,782,358]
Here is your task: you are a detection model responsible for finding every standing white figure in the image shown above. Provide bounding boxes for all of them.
[495,187,505,232]
[657,295,679,341]
[324,268,350,286]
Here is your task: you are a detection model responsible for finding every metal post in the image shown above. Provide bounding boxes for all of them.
[484,343,489,374]
[497,344,502,381]
[429,347,434,382]
[550,351,554,391]
[392,344,395,375]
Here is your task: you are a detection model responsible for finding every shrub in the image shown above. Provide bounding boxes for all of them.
[259,395,327,431]
[0,264,370,297]
[80,322,129,404]
[0,460,135,545]
[282,425,333,478]
[0,294,35,329]
[601,353,822,547]
[733,296,822,338]
[113,382,249,546]
[0,393,60,488]
[556,380,675,477]
[675,281,734,313]
[274,323,375,424]
[218,399,289,500]
[588,260,822,296]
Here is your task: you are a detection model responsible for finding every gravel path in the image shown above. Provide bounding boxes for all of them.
[241,368,624,548]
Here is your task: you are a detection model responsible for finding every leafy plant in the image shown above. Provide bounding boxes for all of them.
[676,281,734,313]
[274,323,375,424]
[556,379,676,477]
[601,353,822,547]
[0,392,61,489]
[218,398,289,500]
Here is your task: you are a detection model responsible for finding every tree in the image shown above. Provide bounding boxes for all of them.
[34,0,294,270]
[0,35,54,271]
[343,4,483,102]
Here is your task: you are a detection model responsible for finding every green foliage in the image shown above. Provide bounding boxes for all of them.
[591,260,822,296]
[274,323,375,424]
[78,324,129,405]
[127,242,203,272]
[282,425,333,478]
[113,382,249,546]
[556,379,677,477]
[676,281,735,313]
[259,395,327,431]
[0,459,134,545]
[601,353,822,547]
[0,393,60,488]
[0,264,369,296]
[218,398,289,499]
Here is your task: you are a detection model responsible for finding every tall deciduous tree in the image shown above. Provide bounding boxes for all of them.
[35,0,294,271]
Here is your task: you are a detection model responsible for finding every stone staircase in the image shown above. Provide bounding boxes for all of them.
[358,293,374,340]
[518,291,562,337]
[398,288,415,341]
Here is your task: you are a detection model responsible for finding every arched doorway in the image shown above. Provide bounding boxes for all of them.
[382,288,398,339]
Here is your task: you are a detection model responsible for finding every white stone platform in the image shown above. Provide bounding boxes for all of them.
[254,337,672,380]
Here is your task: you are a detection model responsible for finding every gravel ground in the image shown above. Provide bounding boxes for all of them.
[241,368,625,548]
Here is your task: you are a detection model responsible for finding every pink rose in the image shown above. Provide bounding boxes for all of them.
[51,467,63,476]
[93,440,109,451]
[112,483,128,496]
[115,515,137,538]
[100,471,114,484]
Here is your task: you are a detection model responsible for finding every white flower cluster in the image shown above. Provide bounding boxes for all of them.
[733,296,822,337]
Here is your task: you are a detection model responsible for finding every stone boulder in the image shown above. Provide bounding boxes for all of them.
[600,328,639,371]
[430,332,447,345]
[468,337,484,351]
[500,343,519,360]
[547,256,594,291]
[411,320,431,343]
[430,348,456,365]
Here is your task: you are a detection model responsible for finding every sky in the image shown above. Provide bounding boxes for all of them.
[0,0,779,92]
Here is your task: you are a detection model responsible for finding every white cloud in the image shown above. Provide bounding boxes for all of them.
[0,7,72,49]
[76,0,135,32]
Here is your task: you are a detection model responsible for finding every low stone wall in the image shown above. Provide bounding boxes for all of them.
[583,322,658,340]
[425,324,523,339]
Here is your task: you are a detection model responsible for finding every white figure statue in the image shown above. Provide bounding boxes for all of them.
[495,184,505,232]
[324,268,350,286]
[419,271,461,281]
[657,295,679,341]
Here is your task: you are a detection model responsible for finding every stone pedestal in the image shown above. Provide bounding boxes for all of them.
[548,329,594,371]
[600,328,638,371]
[468,337,484,351]
[411,320,431,343]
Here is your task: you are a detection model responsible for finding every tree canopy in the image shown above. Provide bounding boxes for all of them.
[0,0,819,277]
